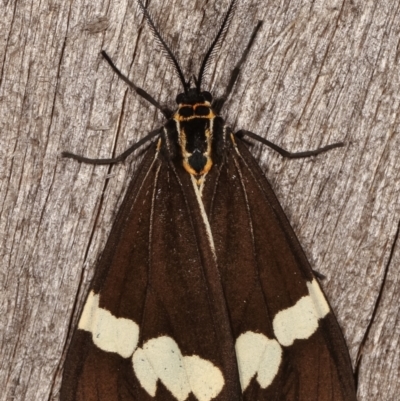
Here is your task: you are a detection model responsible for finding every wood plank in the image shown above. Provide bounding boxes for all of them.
[1,0,399,399]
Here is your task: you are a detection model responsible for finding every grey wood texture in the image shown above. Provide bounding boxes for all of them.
[1,0,399,399]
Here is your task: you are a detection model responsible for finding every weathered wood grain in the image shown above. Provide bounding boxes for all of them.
[1,0,399,399]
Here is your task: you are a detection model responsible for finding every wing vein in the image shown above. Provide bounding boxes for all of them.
[230,146,274,329]
[139,160,163,342]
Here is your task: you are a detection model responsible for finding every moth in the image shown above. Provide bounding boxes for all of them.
[60,0,357,400]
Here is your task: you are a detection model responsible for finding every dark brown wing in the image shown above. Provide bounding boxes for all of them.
[61,131,356,401]
[60,138,242,401]
[202,134,357,401]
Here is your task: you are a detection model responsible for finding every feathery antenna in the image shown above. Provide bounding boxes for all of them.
[196,0,238,92]
[137,0,189,92]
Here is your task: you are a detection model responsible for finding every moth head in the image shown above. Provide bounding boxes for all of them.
[176,89,212,106]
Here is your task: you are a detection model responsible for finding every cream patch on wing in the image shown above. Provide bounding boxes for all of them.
[184,355,224,401]
[78,291,139,358]
[235,331,282,391]
[132,347,161,397]
[78,294,224,400]
[273,279,330,346]
[235,281,330,391]
[133,336,191,401]
[132,336,224,401]
[307,279,330,317]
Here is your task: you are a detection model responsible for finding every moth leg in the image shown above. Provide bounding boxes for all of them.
[213,21,263,114]
[236,129,344,159]
[62,128,160,165]
[101,51,173,118]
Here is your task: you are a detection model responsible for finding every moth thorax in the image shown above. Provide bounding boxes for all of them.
[174,102,215,177]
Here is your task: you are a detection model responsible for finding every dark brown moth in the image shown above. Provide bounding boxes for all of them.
[60,0,357,400]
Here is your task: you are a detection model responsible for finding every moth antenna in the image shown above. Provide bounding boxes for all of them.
[137,0,189,92]
[196,0,238,92]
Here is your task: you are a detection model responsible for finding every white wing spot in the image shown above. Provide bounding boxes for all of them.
[235,331,282,391]
[78,291,99,331]
[307,279,330,318]
[78,291,139,358]
[79,295,225,400]
[132,336,224,401]
[184,355,224,401]
[273,279,330,346]
[132,348,158,396]
[135,336,191,401]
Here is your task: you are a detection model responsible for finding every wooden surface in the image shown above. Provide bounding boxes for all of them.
[1,0,399,399]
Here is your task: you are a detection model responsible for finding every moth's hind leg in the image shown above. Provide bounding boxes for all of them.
[236,129,344,159]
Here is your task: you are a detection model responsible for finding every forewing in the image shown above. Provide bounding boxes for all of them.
[205,136,356,401]
[61,140,240,401]
[61,133,356,401]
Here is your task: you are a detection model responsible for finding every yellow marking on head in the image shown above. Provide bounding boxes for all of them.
[174,115,215,122]
[178,102,212,108]
[173,102,216,122]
